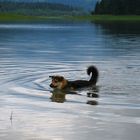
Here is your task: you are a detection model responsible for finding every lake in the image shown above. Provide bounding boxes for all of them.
[0,21,140,140]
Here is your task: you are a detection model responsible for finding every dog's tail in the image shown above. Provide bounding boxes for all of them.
[87,65,99,85]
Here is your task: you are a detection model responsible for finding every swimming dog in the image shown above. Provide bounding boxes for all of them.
[49,65,99,90]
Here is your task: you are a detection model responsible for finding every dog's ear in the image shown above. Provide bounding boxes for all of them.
[49,76,64,81]
[59,76,64,81]
[49,76,54,79]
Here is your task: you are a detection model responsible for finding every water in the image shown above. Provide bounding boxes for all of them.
[0,21,140,140]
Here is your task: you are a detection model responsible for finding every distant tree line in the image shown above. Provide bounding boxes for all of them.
[0,1,81,16]
[93,0,140,15]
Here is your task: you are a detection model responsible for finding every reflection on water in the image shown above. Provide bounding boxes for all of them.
[50,86,99,104]
[51,89,66,103]
[0,21,140,140]
[94,22,140,35]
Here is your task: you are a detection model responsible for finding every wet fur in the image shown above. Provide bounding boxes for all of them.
[49,66,99,90]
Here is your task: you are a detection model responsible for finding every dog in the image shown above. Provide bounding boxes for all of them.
[49,65,99,90]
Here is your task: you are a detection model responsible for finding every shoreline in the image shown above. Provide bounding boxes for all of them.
[68,15,140,22]
[0,14,140,22]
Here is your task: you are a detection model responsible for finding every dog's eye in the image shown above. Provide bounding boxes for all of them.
[54,79,58,82]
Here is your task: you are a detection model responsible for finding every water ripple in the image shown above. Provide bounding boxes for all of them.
[0,22,140,140]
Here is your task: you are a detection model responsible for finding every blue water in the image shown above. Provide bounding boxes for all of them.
[0,21,140,140]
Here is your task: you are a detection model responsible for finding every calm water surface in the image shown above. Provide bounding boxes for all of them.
[0,21,140,140]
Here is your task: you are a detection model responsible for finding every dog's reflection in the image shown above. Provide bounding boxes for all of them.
[50,87,99,105]
[50,89,79,103]
[50,89,66,103]
[87,86,100,98]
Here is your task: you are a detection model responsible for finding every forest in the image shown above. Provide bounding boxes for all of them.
[0,1,81,16]
[93,0,140,15]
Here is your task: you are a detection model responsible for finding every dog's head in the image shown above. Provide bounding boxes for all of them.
[49,75,67,90]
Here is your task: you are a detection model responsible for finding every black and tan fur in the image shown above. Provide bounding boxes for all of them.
[49,65,99,90]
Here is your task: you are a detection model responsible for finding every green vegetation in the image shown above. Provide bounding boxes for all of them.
[0,1,140,22]
[0,13,61,21]
[93,0,140,15]
[0,13,38,21]
[0,1,82,16]
[0,14,140,22]
[70,15,140,22]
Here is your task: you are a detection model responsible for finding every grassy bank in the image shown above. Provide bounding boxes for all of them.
[0,13,70,22]
[0,13,64,22]
[0,14,40,21]
[69,15,140,22]
[0,14,140,22]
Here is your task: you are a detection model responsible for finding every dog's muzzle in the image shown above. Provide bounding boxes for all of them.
[50,84,57,88]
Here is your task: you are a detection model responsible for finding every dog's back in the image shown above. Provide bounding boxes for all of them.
[67,66,99,89]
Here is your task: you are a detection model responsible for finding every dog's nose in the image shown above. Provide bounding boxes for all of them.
[50,84,53,88]
[50,84,55,88]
